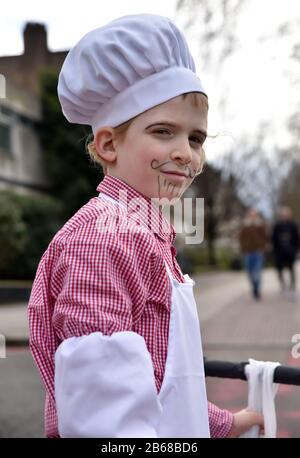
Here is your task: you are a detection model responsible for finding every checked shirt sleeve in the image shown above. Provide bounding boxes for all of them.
[208,401,234,437]
[52,218,157,340]
[28,215,158,435]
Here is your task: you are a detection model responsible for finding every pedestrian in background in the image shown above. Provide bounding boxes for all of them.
[272,206,300,301]
[239,208,268,300]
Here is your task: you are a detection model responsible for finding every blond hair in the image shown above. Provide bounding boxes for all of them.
[86,92,208,175]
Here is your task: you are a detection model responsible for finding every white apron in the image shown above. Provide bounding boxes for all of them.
[157,263,210,437]
[55,193,210,437]
[98,192,210,437]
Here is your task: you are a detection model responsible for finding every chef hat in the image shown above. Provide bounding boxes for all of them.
[58,14,206,135]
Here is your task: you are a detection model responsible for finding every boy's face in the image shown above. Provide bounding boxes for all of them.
[110,94,208,201]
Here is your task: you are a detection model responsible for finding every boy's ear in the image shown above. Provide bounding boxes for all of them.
[94,127,118,163]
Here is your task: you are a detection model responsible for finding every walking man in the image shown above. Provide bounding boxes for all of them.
[239,208,268,300]
[272,206,299,301]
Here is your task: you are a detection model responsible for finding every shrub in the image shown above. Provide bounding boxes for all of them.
[0,190,62,279]
[0,192,28,273]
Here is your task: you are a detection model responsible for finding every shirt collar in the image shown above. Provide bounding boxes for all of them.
[96,175,176,243]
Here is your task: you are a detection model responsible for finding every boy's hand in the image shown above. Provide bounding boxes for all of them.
[227,408,264,438]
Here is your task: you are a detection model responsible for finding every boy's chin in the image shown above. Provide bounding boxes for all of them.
[152,193,183,205]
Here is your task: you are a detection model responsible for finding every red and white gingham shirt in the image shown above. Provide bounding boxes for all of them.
[28,175,233,438]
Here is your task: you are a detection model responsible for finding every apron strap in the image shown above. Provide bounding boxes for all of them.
[164,261,174,280]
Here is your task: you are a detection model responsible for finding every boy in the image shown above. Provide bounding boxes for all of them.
[29,14,263,438]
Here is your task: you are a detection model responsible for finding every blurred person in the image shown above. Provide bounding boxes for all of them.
[272,206,300,301]
[239,208,268,300]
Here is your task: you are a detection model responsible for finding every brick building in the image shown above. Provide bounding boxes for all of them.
[0,23,67,194]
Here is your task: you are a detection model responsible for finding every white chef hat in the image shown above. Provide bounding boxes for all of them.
[58,14,206,135]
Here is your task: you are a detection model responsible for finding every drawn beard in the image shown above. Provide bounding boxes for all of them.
[151,159,197,200]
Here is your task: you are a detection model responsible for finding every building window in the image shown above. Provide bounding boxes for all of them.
[0,122,12,153]
[0,106,12,117]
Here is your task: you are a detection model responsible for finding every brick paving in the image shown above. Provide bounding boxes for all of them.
[196,263,300,438]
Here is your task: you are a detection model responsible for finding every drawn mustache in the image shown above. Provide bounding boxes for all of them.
[151,160,196,179]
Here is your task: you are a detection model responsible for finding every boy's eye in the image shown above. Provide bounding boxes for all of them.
[189,135,206,146]
[154,129,171,135]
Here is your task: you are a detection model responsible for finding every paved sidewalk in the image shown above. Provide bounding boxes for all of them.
[199,266,300,349]
[197,263,300,438]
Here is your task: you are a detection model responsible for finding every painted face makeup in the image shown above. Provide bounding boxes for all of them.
[151,159,198,200]
[108,94,208,202]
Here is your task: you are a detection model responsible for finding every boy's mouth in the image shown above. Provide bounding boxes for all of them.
[160,168,188,178]
[161,170,188,182]
[160,170,188,182]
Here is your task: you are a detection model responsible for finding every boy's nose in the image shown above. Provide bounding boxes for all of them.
[170,143,192,164]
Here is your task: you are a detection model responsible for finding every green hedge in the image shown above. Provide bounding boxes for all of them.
[0,190,62,280]
[176,246,242,274]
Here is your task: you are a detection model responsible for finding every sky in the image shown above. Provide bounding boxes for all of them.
[180,0,300,160]
[1,0,300,163]
[0,0,177,55]
[213,1,300,152]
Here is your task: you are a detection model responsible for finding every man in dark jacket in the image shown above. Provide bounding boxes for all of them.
[272,206,300,300]
[239,208,268,300]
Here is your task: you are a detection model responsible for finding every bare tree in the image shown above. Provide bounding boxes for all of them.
[278,164,300,222]
[192,162,244,265]
[176,0,246,69]
[274,18,300,217]
[177,0,300,220]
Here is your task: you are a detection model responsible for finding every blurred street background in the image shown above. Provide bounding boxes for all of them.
[1,0,300,438]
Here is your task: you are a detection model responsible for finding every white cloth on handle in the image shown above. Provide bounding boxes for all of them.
[55,331,162,438]
[240,358,280,438]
